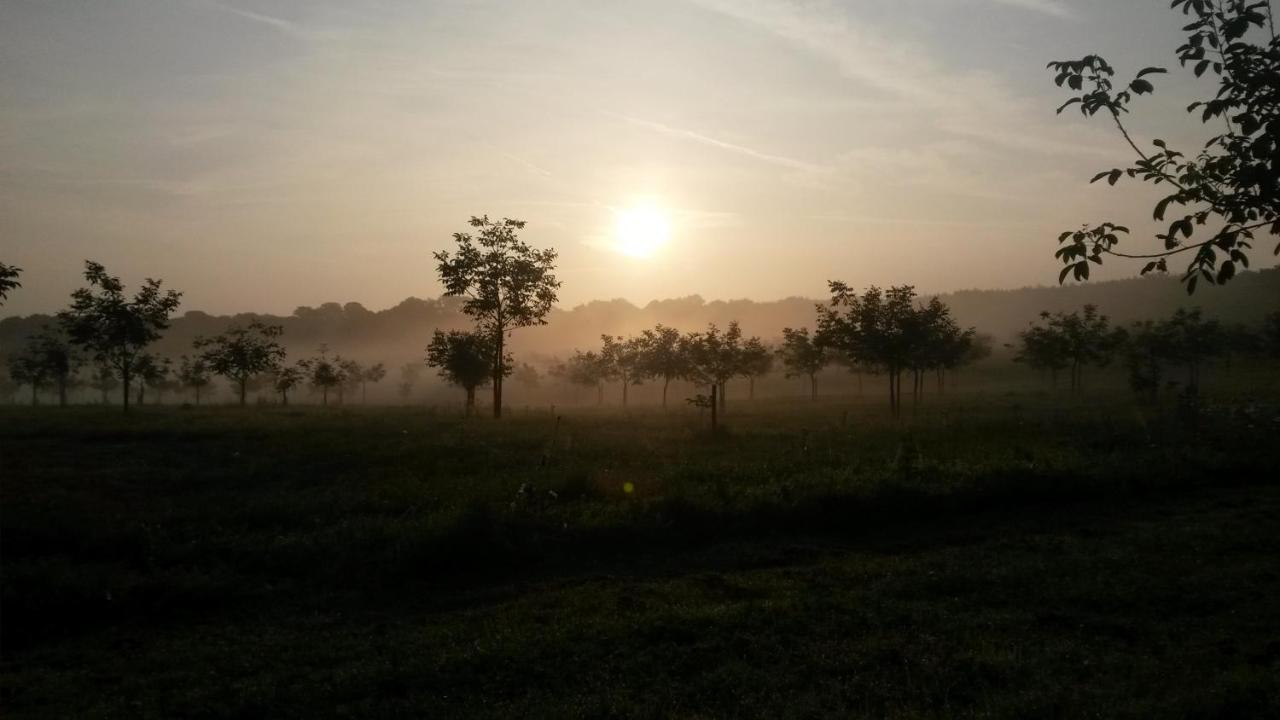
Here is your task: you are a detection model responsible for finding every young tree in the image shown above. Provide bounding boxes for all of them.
[273,364,305,406]
[738,337,773,401]
[777,327,827,401]
[88,363,119,405]
[337,358,362,405]
[0,262,22,306]
[177,355,212,405]
[1012,320,1072,389]
[132,354,171,406]
[512,362,541,390]
[397,362,423,402]
[551,350,610,406]
[1048,2,1280,292]
[816,284,920,417]
[8,328,81,407]
[1015,306,1120,395]
[684,322,745,413]
[435,216,560,418]
[354,362,385,404]
[58,261,182,412]
[299,354,343,406]
[637,325,690,409]
[426,329,501,415]
[1161,307,1227,395]
[195,321,286,407]
[600,335,647,407]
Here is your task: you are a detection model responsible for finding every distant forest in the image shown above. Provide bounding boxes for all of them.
[2,270,1277,405]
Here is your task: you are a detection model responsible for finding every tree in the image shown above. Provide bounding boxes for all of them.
[195,321,286,407]
[58,261,182,412]
[0,262,21,306]
[273,364,305,406]
[600,334,646,406]
[553,350,610,405]
[358,362,386,404]
[738,337,773,401]
[132,354,171,406]
[637,325,690,409]
[7,328,81,407]
[1264,310,1280,357]
[88,363,119,405]
[1048,2,1280,292]
[336,358,362,405]
[778,327,828,401]
[299,353,343,406]
[177,355,212,405]
[1014,306,1120,395]
[435,216,560,418]
[1160,307,1228,394]
[816,284,920,417]
[684,322,745,413]
[397,362,422,402]
[426,329,501,415]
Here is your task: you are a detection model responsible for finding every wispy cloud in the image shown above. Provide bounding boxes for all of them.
[206,1,306,37]
[989,0,1076,20]
[609,113,820,171]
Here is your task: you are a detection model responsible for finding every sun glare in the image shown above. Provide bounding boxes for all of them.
[614,204,672,259]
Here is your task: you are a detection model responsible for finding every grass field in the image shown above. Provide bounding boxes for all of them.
[3,394,1279,718]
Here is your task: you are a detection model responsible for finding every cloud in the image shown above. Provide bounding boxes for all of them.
[988,0,1075,19]
[609,113,821,171]
[687,0,1102,158]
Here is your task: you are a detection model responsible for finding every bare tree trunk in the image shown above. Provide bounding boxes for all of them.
[30,383,38,407]
[122,368,131,412]
[662,378,670,408]
[749,375,755,401]
[322,387,328,406]
[466,386,476,415]
[492,331,504,419]
[239,379,247,407]
[718,381,726,413]
[622,377,629,407]
[810,374,818,401]
[596,383,603,406]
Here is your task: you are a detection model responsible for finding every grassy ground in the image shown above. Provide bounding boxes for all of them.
[2,396,1279,717]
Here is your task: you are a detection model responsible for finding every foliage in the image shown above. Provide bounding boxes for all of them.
[551,350,610,405]
[426,329,503,414]
[1049,0,1280,291]
[397,362,422,400]
[298,352,344,406]
[272,364,305,406]
[435,216,560,418]
[195,321,286,406]
[132,353,172,405]
[777,327,828,400]
[0,262,21,306]
[6,327,81,406]
[57,261,182,411]
[636,325,690,408]
[177,355,213,405]
[1013,305,1121,394]
[600,335,647,406]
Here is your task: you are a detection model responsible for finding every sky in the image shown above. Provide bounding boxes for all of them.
[0,0,1234,317]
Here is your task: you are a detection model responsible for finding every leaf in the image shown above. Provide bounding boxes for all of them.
[1136,67,1168,78]
[1130,79,1155,94]
[1058,266,1072,284]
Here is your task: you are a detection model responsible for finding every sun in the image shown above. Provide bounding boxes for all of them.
[614,204,672,259]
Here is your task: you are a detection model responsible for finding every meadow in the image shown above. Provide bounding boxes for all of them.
[3,379,1279,718]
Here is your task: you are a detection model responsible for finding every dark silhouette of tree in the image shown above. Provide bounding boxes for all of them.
[738,337,773,401]
[195,321,286,407]
[817,284,920,417]
[1048,1,1280,291]
[1014,306,1120,394]
[426,329,501,415]
[512,362,541,392]
[1161,307,1228,394]
[553,350,610,405]
[299,353,343,406]
[7,328,80,406]
[435,216,560,418]
[600,334,646,407]
[0,262,21,306]
[397,362,422,402]
[359,362,386,404]
[88,363,119,405]
[684,322,745,413]
[637,325,689,409]
[177,355,212,405]
[58,261,182,412]
[336,358,362,405]
[131,354,171,406]
[778,327,827,401]
[273,364,304,405]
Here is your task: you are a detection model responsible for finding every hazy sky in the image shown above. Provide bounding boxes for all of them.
[0,0,1235,316]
